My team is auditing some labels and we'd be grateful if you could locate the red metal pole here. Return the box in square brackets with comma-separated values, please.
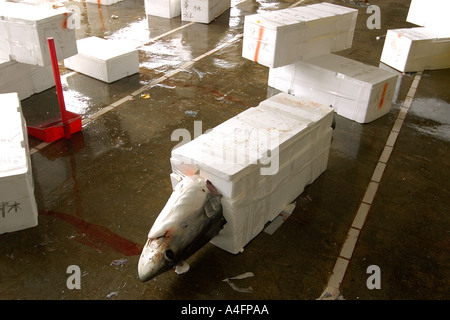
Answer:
[47, 37, 71, 139]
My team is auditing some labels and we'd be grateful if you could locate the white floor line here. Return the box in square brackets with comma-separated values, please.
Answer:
[138, 21, 195, 48]
[319, 72, 423, 300]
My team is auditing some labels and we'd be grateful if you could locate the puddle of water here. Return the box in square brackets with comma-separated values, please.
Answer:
[409, 98, 450, 124]
[410, 124, 450, 142]
[408, 98, 450, 142]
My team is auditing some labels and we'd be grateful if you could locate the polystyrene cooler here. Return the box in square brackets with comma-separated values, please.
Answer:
[181, 0, 231, 24]
[242, 2, 357, 68]
[0, 58, 55, 100]
[0, 2, 77, 66]
[380, 27, 450, 72]
[170, 93, 334, 254]
[64, 36, 139, 83]
[0, 93, 38, 235]
[268, 54, 399, 123]
[407, 0, 450, 31]
[145, 0, 181, 19]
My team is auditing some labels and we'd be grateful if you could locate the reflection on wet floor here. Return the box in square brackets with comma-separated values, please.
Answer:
[21, 0, 249, 138]
[407, 97, 450, 142]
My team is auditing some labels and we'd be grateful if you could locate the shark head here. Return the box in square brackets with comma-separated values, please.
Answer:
[138, 176, 225, 282]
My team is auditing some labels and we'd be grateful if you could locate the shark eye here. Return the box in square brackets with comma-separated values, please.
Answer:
[165, 249, 174, 261]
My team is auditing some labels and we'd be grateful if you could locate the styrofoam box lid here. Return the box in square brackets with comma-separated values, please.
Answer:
[388, 27, 450, 41]
[261, 92, 334, 124]
[244, 5, 335, 31]
[289, 6, 345, 21]
[172, 93, 333, 181]
[0, 2, 70, 25]
[0, 93, 28, 178]
[306, 2, 358, 16]
[305, 54, 399, 86]
[75, 36, 138, 61]
[211, 108, 310, 156]
[245, 2, 357, 34]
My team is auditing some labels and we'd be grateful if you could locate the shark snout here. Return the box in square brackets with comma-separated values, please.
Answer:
[138, 237, 173, 282]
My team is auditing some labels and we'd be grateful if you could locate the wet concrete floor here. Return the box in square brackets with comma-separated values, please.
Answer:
[1, 0, 449, 301]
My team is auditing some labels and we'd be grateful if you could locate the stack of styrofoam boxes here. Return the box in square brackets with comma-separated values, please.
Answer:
[181, 0, 231, 24]
[0, 58, 55, 100]
[0, 2, 77, 99]
[64, 36, 139, 83]
[243, 2, 399, 123]
[0, 93, 38, 234]
[170, 92, 334, 254]
[145, 0, 181, 19]
[268, 54, 399, 124]
[380, 0, 450, 72]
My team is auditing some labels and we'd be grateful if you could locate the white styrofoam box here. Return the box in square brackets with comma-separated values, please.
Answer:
[181, 0, 231, 24]
[242, 2, 358, 68]
[170, 93, 334, 253]
[145, 0, 181, 19]
[0, 59, 34, 100]
[171, 95, 334, 199]
[407, 0, 450, 31]
[64, 36, 139, 83]
[0, 2, 77, 66]
[72, 0, 122, 5]
[0, 93, 38, 234]
[380, 27, 450, 73]
[259, 143, 330, 219]
[259, 91, 335, 134]
[171, 136, 331, 254]
[0, 58, 54, 100]
[268, 54, 399, 123]
[29, 61, 55, 93]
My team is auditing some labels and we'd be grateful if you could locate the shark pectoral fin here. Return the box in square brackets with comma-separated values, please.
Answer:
[204, 200, 214, 218]
[210, 197, 222, 211]
[204, 196, 222, 218]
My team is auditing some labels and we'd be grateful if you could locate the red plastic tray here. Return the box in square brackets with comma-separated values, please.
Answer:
[27, 111, 82, 143]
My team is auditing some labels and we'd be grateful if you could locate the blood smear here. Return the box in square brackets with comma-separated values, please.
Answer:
[40, 211, 142, 256]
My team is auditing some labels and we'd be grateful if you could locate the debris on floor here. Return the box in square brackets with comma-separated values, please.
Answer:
[317, 287, 345, 300]
[263, 202, 296, 235]
[110, 258, 128, 267]
[223, 272, 254, 293]
[185, 110, 198, 117]
[106, 291, 119, 299]
[174, 261, 190, 275]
